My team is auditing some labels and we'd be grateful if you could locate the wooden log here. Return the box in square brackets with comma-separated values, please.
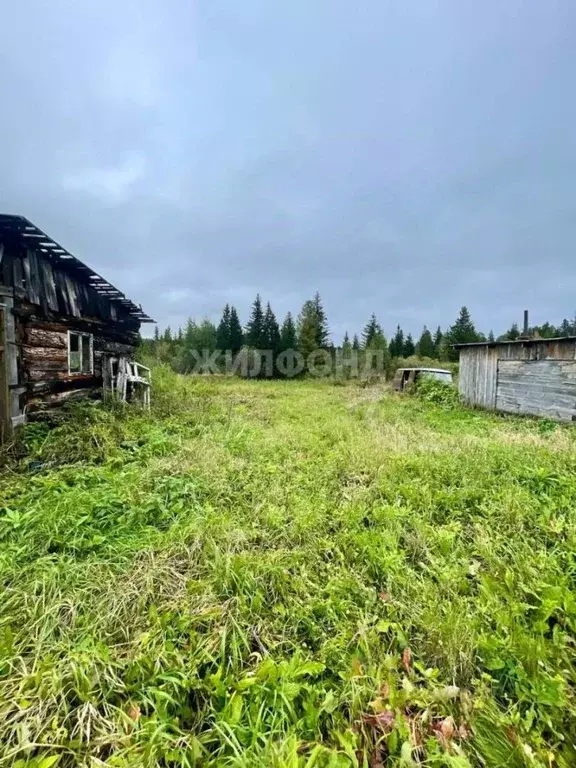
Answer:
[27, 370, 97, 383]
[94, 338, 135, 356]
[26, 327, 68, 348]
[23, 345, 68, 362]
[28, 387, 101, 411]
[28, 376, 101, 395]
[25, 360, 68, 373]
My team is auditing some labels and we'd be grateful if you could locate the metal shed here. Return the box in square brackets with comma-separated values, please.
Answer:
[455, 337, 576, 421]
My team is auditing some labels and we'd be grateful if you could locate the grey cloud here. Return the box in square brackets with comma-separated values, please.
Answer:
[1, 0, 575, 340]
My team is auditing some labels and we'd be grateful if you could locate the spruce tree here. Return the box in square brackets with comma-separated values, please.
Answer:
[196, 319, 217, 352]
[389, 325, 404, 358]
[184, 318, 198, 347]
[342, 331, 351, 353]
[445, 306, 479, 360]
[416, 326, 435, 358]
[216, 304, 231, 351]
[447, 306, 479, 344]
[163, 326, 172, 343]
[433, 326, 443, 356]
[313, 292, 330, 348]
[403, 333, 415, 357]
[246, 294, 266, 349]
[263, 302, 281, 375]
[352, 334, 360, 351]
[505, 322, 520, 341]
[228, 306, 244, 355]
[297, 300, 318, 363]
[364, 325, 390, 373]
[362, 313, 380, 348]
[153, 325, 160, 342]
[280, 312, 297, 351]
[488, 330, 495, 342]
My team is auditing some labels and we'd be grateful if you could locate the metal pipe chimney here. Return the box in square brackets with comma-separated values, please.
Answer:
[523, 310, 529, 336]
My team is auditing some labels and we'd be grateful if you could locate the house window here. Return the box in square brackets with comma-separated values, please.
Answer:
[68, 331, 93, 374]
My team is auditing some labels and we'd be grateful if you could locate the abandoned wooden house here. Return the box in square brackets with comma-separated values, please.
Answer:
[0, 214, 154, 441]
[456, 336, 576, 421]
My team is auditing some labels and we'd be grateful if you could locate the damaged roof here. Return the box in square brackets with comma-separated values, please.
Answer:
[0, 214, 154, 322]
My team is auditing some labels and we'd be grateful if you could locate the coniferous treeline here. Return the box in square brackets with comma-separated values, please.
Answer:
[142, 298, 576, 377]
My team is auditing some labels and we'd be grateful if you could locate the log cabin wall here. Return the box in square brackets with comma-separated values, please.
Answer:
[0, 228, 143, 422]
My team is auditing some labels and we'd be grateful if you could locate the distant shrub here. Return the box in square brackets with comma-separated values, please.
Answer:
[415, 375, 460, 408]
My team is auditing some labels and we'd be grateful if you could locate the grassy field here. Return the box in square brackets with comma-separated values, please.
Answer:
[1, 368, 576, 767]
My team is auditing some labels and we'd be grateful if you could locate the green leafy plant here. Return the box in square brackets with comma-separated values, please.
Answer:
[1, 365, 575, 765]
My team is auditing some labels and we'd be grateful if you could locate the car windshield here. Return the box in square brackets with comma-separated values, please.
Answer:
[421, 370, 452, 383]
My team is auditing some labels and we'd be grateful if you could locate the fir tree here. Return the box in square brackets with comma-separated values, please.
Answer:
[416, 326, 435, 358]
[297, 300, 319, 363]
[488, 330, 495, 342]
[228, 306, 244, 355]
[445, 306, 480, 360]
[364, 325, 390, 373]
[163, 326, 172, 343]
[153, 325, 160, 342]
[246, 294, 266, 349]
[280, 312, 297, 351]
[389, 325, 404, 358]
[216, 304, 231, 351]
[362, 313, 381, 348]
[352, 334, 360, 351]
[403, 333, 415, 357]
[313, 292, 330, 348]
[505, 322, 520, 341]
[184, 318, 198, 347]
[263, 302, 281, 375]
[196, 319, 217, 352]
[342, 331, 351, 353]
[433, 326, 443, 356]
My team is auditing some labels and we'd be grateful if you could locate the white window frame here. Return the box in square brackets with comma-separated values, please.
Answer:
[67, 331, 94, 375]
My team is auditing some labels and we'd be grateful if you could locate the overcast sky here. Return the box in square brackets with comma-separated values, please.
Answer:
[1, 1, 575, 341]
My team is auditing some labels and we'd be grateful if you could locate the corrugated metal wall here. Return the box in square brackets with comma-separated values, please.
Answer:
[459, 340, 576, 420]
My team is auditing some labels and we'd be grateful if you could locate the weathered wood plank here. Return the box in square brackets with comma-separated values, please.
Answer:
[496, 359, 576, 421]
[26, 249, 42, 306]
[40, 259, 59, 312]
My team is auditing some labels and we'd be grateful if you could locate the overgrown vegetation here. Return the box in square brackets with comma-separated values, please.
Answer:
[415, 376, 461, 408]
[1, 367, 576, 766]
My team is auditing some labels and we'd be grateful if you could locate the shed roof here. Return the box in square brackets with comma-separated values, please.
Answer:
[0, 214, 154, 322]
[453, 336, 576, 349]
[397, 367, 451, 373]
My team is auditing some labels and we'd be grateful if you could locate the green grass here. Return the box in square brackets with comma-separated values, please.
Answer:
[1, 366, 576, 767]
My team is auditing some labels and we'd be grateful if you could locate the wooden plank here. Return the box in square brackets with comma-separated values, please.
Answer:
[64, 273, 80, 317]
[26, 249, 42, 306]
[496, 359, 576, 421]
[12, 254, 23, 289]
[40, 259, 59, 312]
